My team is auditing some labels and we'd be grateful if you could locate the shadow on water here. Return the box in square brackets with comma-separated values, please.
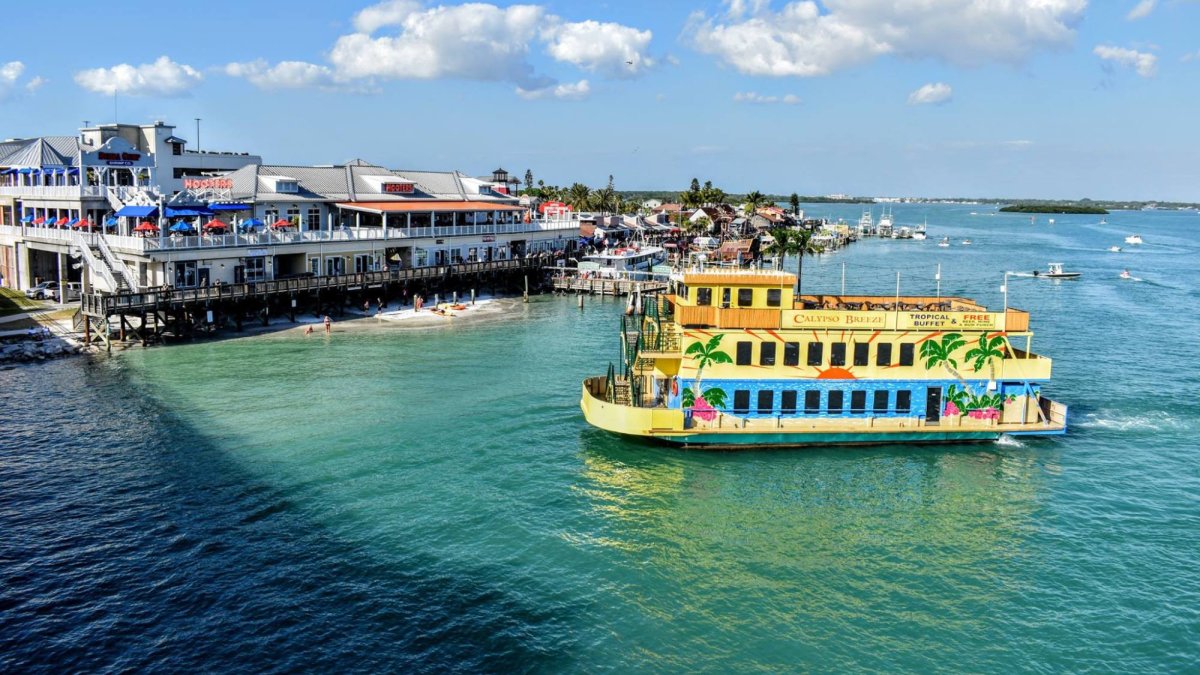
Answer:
[0, 357, 577, 674]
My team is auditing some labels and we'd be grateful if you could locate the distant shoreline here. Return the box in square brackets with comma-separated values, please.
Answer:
[999, 204, 1109, 215]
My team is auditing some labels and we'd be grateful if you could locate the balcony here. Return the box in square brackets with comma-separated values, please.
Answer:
[0, 185, 106, 199]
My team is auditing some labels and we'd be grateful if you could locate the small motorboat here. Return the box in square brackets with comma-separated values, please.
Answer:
[961, 239, 972, 245]
[1108, 246, 1122, 253]
[1120, 269, 1132, 280]
[938, 237, 950, 248]
[1032, 262, 1081, 279]
[1125, 234, 1144, 245]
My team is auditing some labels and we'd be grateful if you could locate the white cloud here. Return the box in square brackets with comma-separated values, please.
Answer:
[74, 56, 202, 96]
[733, 91, 801, 104]
[352, 0, 422, 33]
[24, 76, 45, 93]
[1, 61, 44, 101]
[545, 20, 654, 77]
[516, 79, 590, 100]
[1127, 0, 1157, 20]
[690, 0, 1086, 77]
[224, 59, 343, 90]
[1094, 44, 1158, 77]
[1181, 49, 1200, 63]
[908, 82, 953, 105]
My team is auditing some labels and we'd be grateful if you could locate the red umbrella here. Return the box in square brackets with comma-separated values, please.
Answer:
[271, 218, 292, 229]
[33, 216, 45, 225]
[133, 221, 159, 232]
[204, 219, 228, 232]
[56, 217, 70, 227]
[73, 219, 92, 229]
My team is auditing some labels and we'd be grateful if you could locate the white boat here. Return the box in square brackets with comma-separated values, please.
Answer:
[580, 245, 668, 280]
[1048, 218, 1055, 225]
[961, 239, 972, 246]
[893, 226, 913, 239]
[1120, 269, 1132, 280]
[1100, 218, 1108, 225]
[857, 210, 874, 237]
[938, 237, 950, 248]
[1125, 234, 1144, 245]
[1108, 246, 1122, 253]
[912, 218, 928, 240]
[1032, 262, 1081, 279]
[877, 207, 894, 238]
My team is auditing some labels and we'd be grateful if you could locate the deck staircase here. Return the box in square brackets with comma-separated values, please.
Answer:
[70, 233, 137, 293]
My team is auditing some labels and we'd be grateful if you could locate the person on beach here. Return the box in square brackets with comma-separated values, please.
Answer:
[377, 296, 385, 311]
[304, 325, 314, 335]
[323, 315, 332, 332]
[415, 295, 423, 311]
[362, 299, 370, 313]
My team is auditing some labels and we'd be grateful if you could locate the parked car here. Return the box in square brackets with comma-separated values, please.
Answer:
[63, 282, 83, 302]
[25, 281, 59, 301]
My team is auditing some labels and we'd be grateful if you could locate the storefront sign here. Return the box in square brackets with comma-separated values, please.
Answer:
[98, 151, 140, 162]
[482, 235, 495, 242]
[435, 239, 444, 244]
[786, 310, 887, 329]
[184, 178, 233, 190]
[246, 248, 269, 257]
[382, 182, 415, 194]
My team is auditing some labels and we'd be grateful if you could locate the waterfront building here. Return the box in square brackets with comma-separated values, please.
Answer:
[581, 267, 1067, 447]
[0, 122, 578, 295]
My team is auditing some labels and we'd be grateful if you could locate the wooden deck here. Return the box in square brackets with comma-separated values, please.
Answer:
[551, 275, 669, 297]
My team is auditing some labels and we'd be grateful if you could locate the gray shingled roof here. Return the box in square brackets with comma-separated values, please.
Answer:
[221, 162, 521, 204]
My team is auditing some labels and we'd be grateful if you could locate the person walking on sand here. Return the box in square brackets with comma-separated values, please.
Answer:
[304, 325, 314, 336]
[323, 315, 332, 332]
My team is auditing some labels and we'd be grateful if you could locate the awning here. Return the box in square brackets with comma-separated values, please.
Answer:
[164, 207, 213, 218]
[208, 203, 249, 211]
[115, 205, 159, 218]
[336, 200, 526, 214]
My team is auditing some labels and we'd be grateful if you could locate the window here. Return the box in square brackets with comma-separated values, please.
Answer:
[677, 284, 688, 299]
[733, 390, 751, 415]
[876, 343, 893, 366]
[757, 390, 774, 415]
[784, 342, 800, 366]
[276, 180, 298, 193]
[781, 391, 798, 414]
[896, 390, 912, 414]
[696, 287, 712, 306]
[736, 341, 752, 365]
[853, 343, 869, 366]
[899, 343, 915, 366]
[309, 257, 321, 276]
[760, 342, 776, 366]
[850, 390, 867, 414]
[721, 288, 731, 308]
[243, 256, 267, 282]
[307, 208, 321, 231]
[830, 342, 846, 367]
[172, 143, 182, 156]
[873, 390, 890, 414]
[804, 390, 821, 414]
[828, 390, 844, 415]
[766, 289, 781, 307]
[286, 207, 300, 225]
[737, 288, 754, 306]
[807, 341, 823, 366]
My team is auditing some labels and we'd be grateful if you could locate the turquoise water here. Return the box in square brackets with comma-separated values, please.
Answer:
[2, 204, 1198, 672]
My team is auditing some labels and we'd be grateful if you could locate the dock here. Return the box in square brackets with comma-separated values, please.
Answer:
[551, 274, 669, 297]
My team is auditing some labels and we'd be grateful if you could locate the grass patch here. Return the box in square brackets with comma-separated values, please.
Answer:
[0, 287, 41, 317]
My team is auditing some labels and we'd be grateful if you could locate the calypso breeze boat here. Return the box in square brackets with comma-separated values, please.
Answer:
[580, 267, 1067, 448]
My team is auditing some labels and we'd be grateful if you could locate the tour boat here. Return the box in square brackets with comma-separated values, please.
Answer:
[580, 268, 1068, 448]
[1033, 263, 1081, 279]
[579, 246, 668, 280]
[1124, 234, 1144, 245]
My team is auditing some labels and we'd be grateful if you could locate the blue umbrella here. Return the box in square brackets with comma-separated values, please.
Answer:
[241, 218, 265, 232]
[169, 221, 196, 234]
[21, 214, 34, 223]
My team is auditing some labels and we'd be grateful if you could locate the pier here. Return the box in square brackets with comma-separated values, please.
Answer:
[551, 273, 669, 297]
[76, 257, 547, 348]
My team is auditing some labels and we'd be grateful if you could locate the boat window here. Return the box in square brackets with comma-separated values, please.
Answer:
[853, 343, 869, 366]
[781, 391, 798, 414]
[828, 390, 844, 415]
[695, 287, 712, 306]
[766, 289, 781, 307]
[899, 343, 915, 366]
[876, 343, 893, 367]
[737, 288, 754, 306]
[784, 342, 800, 366]
[873, 390, 889, 414]
[678, 284, 689, 300]
[804, 390, 821, 414]
[850, 390, 867, 414]
[736, 341, 752, 365]
[721, 288, 731, 308]
[757, 390, 774, 415]
[807, 342, 823, 366]
[733, 390, 751, 415]
[759, 342, 776, 366]
[896, 390, 912, 414]
[830, 342, 847, 367]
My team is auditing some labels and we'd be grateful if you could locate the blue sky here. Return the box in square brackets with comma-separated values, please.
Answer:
[1, 1, 1197, 201]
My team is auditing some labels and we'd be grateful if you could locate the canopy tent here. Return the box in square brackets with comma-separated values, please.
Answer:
[203, 219, 228, 232]
[133, 221, 159, 233]
[168, 221, 197, 234]
[164, 206, 213, 218]
[208, 203, 250, 212]
[115, 205, 159, 218]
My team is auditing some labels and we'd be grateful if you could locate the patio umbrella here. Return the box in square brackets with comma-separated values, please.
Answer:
[75, 219, 92, 230]
[271, 219, 292, 230]
[33, 217, 45, 225]
[241, 218, 264, 231]
[55, 217, 70, 227]
[169, 221, 196, 234]
[21, 215, 34, 223]
[204, 219, 228, 233]
[134, 221, 159, 233]
[103, 218, 118, 230]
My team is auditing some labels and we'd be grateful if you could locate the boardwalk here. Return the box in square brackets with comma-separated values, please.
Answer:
[551, 275, 669, 297]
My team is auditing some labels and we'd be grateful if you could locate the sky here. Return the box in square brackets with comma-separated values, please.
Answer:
[1, 0, 1198, 201]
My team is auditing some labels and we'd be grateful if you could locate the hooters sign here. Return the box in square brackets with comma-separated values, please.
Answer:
[184, 178, 233, 190]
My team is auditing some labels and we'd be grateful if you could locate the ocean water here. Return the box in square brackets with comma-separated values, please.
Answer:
[2, 205, 1198, 672]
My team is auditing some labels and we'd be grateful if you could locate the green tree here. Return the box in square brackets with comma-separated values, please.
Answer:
[567, 183, 592, 211]
[920, 333, 967, 371]
[524, 169, 534, 191]
[686, 215, 712, 235]
[743, 190, 766, 214]
[789, 192, 801, 215]
[764, 227, 798, 271]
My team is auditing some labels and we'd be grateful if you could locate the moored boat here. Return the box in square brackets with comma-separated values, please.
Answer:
[580, 267, 1068, 448]
[579, 245, 668, 280]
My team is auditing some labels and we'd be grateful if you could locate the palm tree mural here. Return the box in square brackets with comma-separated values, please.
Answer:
[922, 333, 1010, 418]
[965, 333, 1006, 382]
[920, 332, 966, 371]
[683, 334, 732, 419]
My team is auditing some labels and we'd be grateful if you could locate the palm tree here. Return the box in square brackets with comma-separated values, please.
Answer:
[789, 192, 801, 216]
[743, 190, 766, 215]
[792, 228, 824, 296]
[566, 183, 591, 211]
[685, 215, 712, 236]
[763, 227, 798, 271]
[684, 334, 732, 407]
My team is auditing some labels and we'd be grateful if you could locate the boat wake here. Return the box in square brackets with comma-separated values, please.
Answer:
[994, 434, 1026, 448]
[1076, 410, 1190, 432]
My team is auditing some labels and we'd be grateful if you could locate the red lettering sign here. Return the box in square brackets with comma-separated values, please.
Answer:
[382, 183, 415, 194]
[184, 178, 233, 190]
